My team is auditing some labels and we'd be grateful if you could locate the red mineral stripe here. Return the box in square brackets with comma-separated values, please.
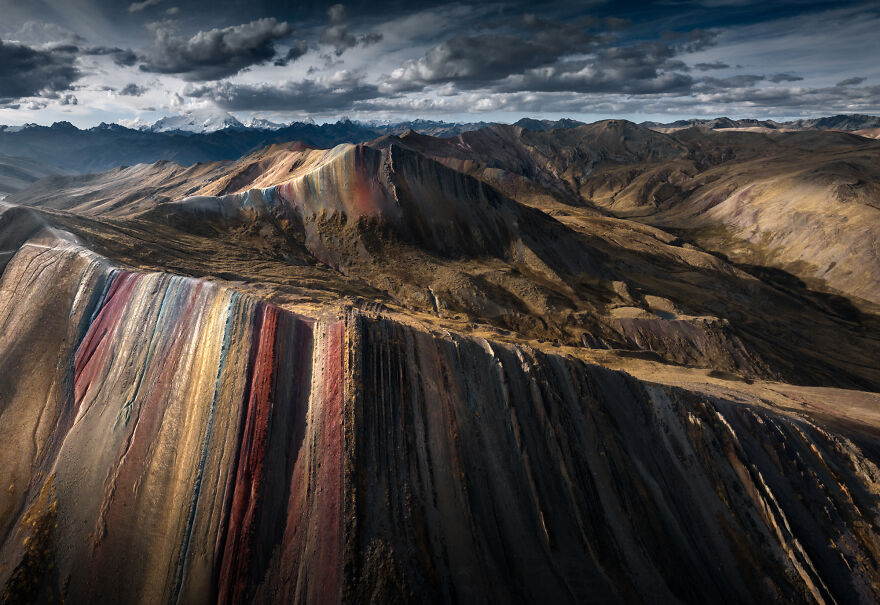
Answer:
[315, 320, 345, 604]
[216, 302, 279, 605]
[73, 272, 141, 408]
[268, 319, 344, 605]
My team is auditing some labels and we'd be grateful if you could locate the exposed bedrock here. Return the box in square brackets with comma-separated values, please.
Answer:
[149, 142, 599, 275]
[130, 154, 783, 384]
[612, 315, 763, 373]
[348, 316, 880, 604]
[0, 237, 343, 604]
[1, 238, 880, 604]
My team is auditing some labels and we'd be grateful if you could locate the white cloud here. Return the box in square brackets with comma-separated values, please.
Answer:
[129, 0, 162, 13]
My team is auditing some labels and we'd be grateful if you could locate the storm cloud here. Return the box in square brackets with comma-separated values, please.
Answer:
[82, 46, 139, 66]
[139, 18, 292, 80]
[119, 83, 147, 96]
[380, 20, 718, 98]
[185, 71, 381, 111]
[382, 16, 609, 92]
[273, 40, 308, 66]
[768, 73, 803, 83]
[487, 41, 701, 95]
[0, 40, 79, 105]
[694, 61, 730, 71]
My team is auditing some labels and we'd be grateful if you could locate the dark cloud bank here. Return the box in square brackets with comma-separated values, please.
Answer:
[138, 18, 293, 80]
[0, 41, 79, 104]
[0, 0, 877, 119]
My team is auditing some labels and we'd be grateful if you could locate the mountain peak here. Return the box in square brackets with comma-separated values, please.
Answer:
[244, 117, 288, 130]
[149, 108, 245, 134]
[50, 121, 78, 131]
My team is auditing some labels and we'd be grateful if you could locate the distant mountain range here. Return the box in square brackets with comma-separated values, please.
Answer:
[1, 112, 878, 173]
[0, 111, 505, 173]
[640, 113, 880, 131]
[135, 107, 498, 136]
[0, 119, 383, 173]
[125, 107, 880, 136]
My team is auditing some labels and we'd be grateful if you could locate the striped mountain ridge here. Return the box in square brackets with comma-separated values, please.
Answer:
[5, 134, 879, 390]
[131, 140, 880, 391]
[150, 142, 578, 264]
[115, 144, 879, 392]
[1, 231, 880, 603]
[11, 124, 880, 310]
[2, 122, 880, 604]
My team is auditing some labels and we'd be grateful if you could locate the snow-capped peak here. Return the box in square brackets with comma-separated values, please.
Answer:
[149, 108, 245, 133]
[244, 117, 288, 130]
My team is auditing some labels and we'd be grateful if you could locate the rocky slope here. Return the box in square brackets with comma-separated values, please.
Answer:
[9, 138, 880, 387]
[2, 124, 880, 603]
[2, 226, 880, 604]
[385, 123, 880, 308]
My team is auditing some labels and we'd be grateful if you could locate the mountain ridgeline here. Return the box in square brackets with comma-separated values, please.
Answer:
[2, 116, 880, 603]
[1, 112, 878, 173]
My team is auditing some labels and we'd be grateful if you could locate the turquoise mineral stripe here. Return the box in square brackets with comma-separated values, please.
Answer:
[86, 267, 120, 325]
[63, 265, 117, 407]
[115, 273, 179, 427]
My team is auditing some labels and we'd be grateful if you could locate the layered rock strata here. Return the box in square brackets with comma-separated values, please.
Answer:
[2, 235, 879, 603]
